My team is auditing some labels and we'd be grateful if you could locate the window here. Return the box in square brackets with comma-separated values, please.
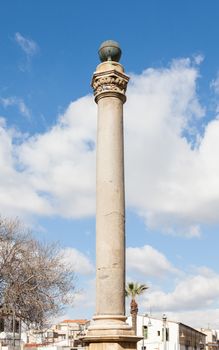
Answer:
[15, 320, 19, 333]
[47, 332, 54, 338]
[0, 319, 4, 332]
[158, 331, 160, 336]
[162, 328, 169, 341]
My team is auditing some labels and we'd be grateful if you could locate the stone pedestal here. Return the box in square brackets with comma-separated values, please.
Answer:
[83, 42, 140, 350]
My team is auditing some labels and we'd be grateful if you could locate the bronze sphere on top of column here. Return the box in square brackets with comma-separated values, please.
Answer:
[98, 40, 122, 62]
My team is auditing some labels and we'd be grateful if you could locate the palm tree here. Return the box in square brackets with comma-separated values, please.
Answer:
[125, 282, 148, 335]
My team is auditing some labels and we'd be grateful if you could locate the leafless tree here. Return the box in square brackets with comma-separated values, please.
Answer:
[0, 216, 76, 329]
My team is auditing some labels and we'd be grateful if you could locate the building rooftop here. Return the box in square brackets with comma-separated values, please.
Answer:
[61, 319, 88, 325]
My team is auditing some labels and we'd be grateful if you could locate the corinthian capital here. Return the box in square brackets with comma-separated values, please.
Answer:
[91, 69, 129, 103]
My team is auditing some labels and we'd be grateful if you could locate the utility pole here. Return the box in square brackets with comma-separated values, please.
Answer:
[163, 314, 167, 350]
[12, 308, 15, 348]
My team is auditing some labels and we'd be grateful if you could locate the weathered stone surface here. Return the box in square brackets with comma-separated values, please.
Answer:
[84, 42, 140, 350]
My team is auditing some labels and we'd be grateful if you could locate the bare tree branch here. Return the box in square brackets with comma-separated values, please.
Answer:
[0, 216, 76, 329]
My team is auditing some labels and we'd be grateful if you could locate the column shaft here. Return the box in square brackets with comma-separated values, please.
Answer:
[96, 96, 125, 316]
[84, 42, 140, 350]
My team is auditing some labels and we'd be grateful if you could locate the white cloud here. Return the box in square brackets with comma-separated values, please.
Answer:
[124, 58, 219, 236]
[211, 72, 219, 95]
[14, 32, 39, 71]
[137, 309, 219, 330]
[0, 96, 30, 118]
[0, 96, 96, 220]
[17, 95, 96, 218]
[0, 57, 219, 237]
[193, 54, 204, 65]
[166, 308, 219, 329]
[125, 245, 219, 329]
[64, 278, 95, 319]
[60, 247, 94, 275]
[143, 269, 219, 313]
[74, 278, 95, 309]
[15, 32, 39, 56]
[0, 120, 51, 219]
[126, 245, 179, 278]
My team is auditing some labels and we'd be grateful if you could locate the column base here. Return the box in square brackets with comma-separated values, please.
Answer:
[83, 315, 141, 350]
[83, 334, 141, 350]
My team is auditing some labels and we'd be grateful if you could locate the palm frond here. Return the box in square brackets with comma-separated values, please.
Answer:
[125, 282, 148, 299]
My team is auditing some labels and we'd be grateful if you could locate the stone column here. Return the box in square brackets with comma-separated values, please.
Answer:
[84, 41, 140, 350]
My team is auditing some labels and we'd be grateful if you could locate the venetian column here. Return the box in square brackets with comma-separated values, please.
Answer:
[84, 41, 140, 350]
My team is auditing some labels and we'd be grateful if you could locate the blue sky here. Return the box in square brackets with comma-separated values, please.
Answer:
[1, 0, 219, 328]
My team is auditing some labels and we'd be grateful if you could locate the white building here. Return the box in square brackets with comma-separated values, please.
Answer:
[48, 319, 89, 347]
[23, 319, 89, 350]
[127, 314, 206, 350]
[199, 328, 219, 350]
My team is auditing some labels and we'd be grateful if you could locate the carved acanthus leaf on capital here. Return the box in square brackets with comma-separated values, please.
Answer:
[91, 70, 129, 102]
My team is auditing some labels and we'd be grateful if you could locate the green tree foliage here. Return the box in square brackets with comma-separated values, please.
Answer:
[125, 282, 148, 334]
